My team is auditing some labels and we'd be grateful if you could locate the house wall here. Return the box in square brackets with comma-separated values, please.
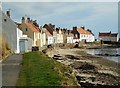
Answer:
[56, 29, 63, 43]
[63, 34, 67, 43]
[39, 32, 46, 47]
[16, 28, 23, 53]
[67, 37, 73, 43]
[79, 34, 94, 42]
[80, 34, 88, 42]
[110, 37, 117, 42]
[99, 36, 111, 41]
[17, 28, 32, 53]
[88, 34, 95, 42]
[21, 23, 41, 47]
[118, 34, 119, 41]
[57, 34, 63, 43]
[34, 32, 40, 46]
[53, 31, 57, 43]
[21, 23, 34, 44]
[26, 38, 32, 52]
[48, 36, 53, 45]
[42, 33, 46, 45]
[2, 12, 17, 53]
[73, 39, 79, 43]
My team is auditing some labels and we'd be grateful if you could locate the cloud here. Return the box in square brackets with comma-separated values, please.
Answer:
[2, 2, 118, 38]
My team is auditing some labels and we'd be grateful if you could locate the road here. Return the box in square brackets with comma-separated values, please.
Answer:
[2, 54, 23, 87]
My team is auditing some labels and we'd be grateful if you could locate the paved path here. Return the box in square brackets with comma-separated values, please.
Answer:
[2, 54, 23, 86]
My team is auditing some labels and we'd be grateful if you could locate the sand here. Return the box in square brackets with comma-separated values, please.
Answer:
[46, 48, 120, 86]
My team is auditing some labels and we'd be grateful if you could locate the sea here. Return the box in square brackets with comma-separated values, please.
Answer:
[86, 48, 120, 63]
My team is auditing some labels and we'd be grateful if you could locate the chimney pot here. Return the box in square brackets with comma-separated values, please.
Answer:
[27, 17, 30, 23]
[81, 26, 85, 29]
[6, 10, 10, 18]
[22, 17, 26, 23]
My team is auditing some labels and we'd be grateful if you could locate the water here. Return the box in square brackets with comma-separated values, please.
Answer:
[86, 48, 120, 63]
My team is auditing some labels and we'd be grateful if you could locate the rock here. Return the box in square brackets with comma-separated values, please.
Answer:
[79, 63, 96, 70]
[65, 55, 79, 60]
[52, 54, 64, 60]
[54, 54, 62, 57]
[42, 49, 47, 54]
[73, 62, 83, 69]
[95, 53, 120, 57]
[76, 76, 82, 81]
[47, 44, 54, 48]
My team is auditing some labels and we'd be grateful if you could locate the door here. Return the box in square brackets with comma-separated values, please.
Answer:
[19, 41, 25, 53]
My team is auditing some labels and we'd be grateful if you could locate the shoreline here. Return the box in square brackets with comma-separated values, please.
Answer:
[45, 47, 120, 87]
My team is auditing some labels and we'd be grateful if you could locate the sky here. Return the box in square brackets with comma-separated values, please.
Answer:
[2, 1, 119, 38]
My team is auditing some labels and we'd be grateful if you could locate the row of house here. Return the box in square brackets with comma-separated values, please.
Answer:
[2, 10, 96, 54]
[99, 32, 119, 43]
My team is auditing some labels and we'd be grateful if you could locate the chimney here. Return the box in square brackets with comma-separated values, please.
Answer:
[81, 26, 85, 30]
[73, 26, 77, 30]
[68, 30, 70, 34]
[22, 17, 25, 23]
[27, 17, 30, 23]
[6, 10, 10, 18]
[52, 25, 55, 29]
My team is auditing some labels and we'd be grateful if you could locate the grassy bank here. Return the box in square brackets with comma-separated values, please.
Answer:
[17, 52, 77, 86]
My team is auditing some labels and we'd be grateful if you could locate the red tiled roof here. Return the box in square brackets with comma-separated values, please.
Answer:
[110, 33, 118, 37]
[25, 22, 39, 32]
[73, 36, 79, 39]
[67, 30, 72, 33]
[43, 24, 55, 35]
[77, 28, 91, 35]
[15, 22, 22, 30]
[66, 33, 73, 37]
[99, 32, 111, 36]
[99, 32, 118, 37]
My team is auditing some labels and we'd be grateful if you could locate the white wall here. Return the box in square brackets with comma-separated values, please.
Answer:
[17, 27, 32, 53]
[80, 34, 94, 42]
[53, 31, 57, 43]
[56, 34, 63, 43]
[88, 34, 95, 42]
[2, 12, 17, 53]
[39, 32, 46, 47]
[33, 32, 40, 46]
[110, 37, 118, 42]
[73, 39, 79, 43]
[16, 28, 23, 53]
[67, 37, 73, 43]
[26, 38, 32, 52]
[99, 35, 119, 42]
[43, 33, 46, 45]
[48, 36, 53, 45]
[99, 36, 111, 41]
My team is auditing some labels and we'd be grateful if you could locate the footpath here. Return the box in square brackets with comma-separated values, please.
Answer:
[2, 54, 23, 86]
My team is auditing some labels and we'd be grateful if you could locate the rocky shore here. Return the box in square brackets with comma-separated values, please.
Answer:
[45, 47, 120, 87]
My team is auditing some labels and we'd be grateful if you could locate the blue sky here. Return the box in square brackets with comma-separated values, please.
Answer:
[2, 2, 118, 38]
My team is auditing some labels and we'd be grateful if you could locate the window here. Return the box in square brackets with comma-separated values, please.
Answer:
[4, 19, 7, 22]
[26, 28, 28, 31]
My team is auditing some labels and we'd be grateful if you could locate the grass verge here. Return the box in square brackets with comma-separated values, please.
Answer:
[17, 51, 77, 86]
